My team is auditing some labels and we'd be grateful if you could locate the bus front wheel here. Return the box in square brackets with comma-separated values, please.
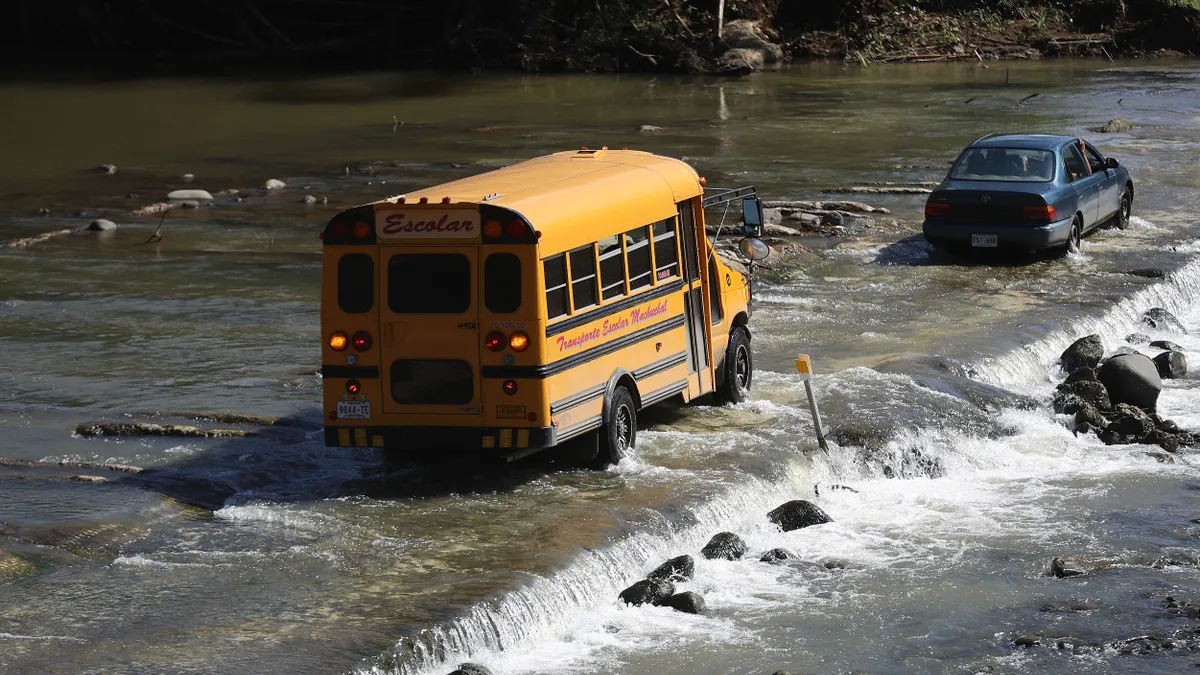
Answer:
[597, 385, 637, 467]
[716, 327, 753, 404]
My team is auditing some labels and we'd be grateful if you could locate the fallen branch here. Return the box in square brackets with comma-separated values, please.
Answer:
[1, 228, 75, 249]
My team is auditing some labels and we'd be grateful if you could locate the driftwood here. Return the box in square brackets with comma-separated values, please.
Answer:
[1, 228, 75, 249]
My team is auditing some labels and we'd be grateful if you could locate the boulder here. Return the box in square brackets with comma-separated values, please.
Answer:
[1050, 556, 1120, 578]
[648, 554, 694, 582]
[1053, 379, 1111, 414]
[86, 219, 117, 231]
[821, 212, 845, 228]
[722, 20, 784, 63]
[167, 189, 214, 201]
[701, 532, 747, 560]
[263, 178, 287, 190]
[760, 548, 795, 564]
[1097, 353, 1162, 411]
[448, 664, 493, 675]
[1150, 340, 1183, 352]
[1153, 350, 1187, 379]
[1126, 333, 1151, 345]
[1059, 335, 1104, 373]
[664, 591, 706, 614]
[618, 578, 675, 607]
[767, 500, 833, 532]
[1141, 307, 1187, 334]
[1097, 117, 1133, 133]
[1105, 346, 1139, 360]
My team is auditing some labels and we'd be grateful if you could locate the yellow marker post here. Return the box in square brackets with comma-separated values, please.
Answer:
[796, 353, 830, 452]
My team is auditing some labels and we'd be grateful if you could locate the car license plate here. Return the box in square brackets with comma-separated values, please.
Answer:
[971, 234, 998, 247]
[336, 400, 371, 419]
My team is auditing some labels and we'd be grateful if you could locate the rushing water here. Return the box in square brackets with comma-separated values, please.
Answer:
[2, 60, 1199, 674]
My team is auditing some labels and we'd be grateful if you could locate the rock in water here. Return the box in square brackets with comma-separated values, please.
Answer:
[1050, 556, 1119, 578]
[97, 163, 117, 174]
[87, 219, 117, 231]
[760, 548, 795, 564]
[448, 664, 493, 675]
[1150, 340, 1183, 352]
[1097, 117, 1133, 133]
[648, 554, 694, 582]
[1063, 367, 1097, 385]
[1060, 335, 1104, 373]
[618, 578, 674, 607]
[701, 532, 747, 560]
[166, 189, 214, 201]
[665, 591, 706, 614]
[1153, 350, 1187, 379]
[263, 178, 287, 190]
[1097, 353, 1162, 411]
[1053, 379, 1111, 414]
[1105, 403, 1155, 442]
[301, 194, 318, 205]
[767, 500, 833, 532]
[1126, 333, 1151, 345]
[638, 124, 665, 132]
[1142, 307, 1187, 334]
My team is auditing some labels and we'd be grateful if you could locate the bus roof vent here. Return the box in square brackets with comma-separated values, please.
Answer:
[573, 147, 607, 160]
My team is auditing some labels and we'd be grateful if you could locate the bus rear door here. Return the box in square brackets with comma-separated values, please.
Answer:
[377, 246, 483, 418]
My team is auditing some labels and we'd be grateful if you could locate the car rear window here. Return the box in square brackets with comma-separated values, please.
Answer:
[950, 148, 1055, 182]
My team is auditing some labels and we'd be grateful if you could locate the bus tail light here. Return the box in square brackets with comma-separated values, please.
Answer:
[502, 380, 518, 395]
[505, 220, 525, 238]
[346, 379, 361, 395]
[352, 221, 371, 239]
[352, 331, 373, 351]
[1022, 205, 1057, 222]
[329, 332, 348, 351]
[509, 332, 529, 352]
[484, 220, 503, 238]
[485, 332, 506, 352]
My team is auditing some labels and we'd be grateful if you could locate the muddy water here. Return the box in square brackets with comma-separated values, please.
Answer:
[1, 60, 1199, 674]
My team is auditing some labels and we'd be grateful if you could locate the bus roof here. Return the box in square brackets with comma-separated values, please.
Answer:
[384, 149, 703, 253]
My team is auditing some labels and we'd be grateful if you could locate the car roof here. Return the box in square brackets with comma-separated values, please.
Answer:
[969, 133, 1075, 150]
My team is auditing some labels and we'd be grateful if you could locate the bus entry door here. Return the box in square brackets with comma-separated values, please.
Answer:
[377, 247, 483, 416]
[678, 202, 712, 396]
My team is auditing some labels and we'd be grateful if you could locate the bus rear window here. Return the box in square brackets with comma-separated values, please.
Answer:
[338, 254, 374, 314]
[390, 359, 473, 404]
[484, 254, 521, 313]
[388, 254, 470, 313]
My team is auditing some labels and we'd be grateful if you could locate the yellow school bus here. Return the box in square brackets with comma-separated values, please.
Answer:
[320, 148, 764, 465]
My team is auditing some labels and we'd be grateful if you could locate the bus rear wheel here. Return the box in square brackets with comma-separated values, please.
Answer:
[596, 385, 636, 467]
[716, 327, 753, 404]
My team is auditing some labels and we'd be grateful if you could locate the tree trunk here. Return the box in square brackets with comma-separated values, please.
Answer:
[717, 0, 725, 38]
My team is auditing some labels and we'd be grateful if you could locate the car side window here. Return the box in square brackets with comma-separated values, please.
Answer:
[1083, 143, 1107, 174]
[1063, 144, 1089, 182]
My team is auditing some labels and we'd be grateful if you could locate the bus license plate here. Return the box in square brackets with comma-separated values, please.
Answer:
[337, 400, 371, 419]
[496, 405, 526, 419]
[972, 234, 998, 247]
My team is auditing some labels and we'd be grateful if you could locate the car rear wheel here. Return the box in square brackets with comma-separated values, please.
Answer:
[1066, 216, 1083, 254]
[1115, 189, 1132, 230]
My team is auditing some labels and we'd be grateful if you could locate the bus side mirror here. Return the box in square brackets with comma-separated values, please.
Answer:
[1106, 157, 1119, 169]
[742, 197, 764, 237]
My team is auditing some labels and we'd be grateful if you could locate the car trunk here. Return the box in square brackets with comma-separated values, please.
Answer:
[928, 180, 1048, 221]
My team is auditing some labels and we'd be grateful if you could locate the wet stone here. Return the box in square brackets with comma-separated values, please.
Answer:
[648, 554, 694, 582]
[1051, 556, 1119, 578]
[638, 124, 665, 132]
[1142, 307, 1187, 334]
[1013, 634, 1042, 647]
[760, 548, 796, 564]
[167, 189, 213, 201]
[448, 664, 493, 675]
[665, 591, 706, 614]
[263, 178, 287, 190]
[1060, 335, 1104, 373]
[618, 578, 674, 607]
[301, 194, 318, 205]
[1041, 601, 1097, 613]
[1098, 353, 1161, 412]
[97, 163, 117, 174]
[1097, 117, 1133, 133]
[87, 219, 117, 231]
[701, 532, 747, 560]
[1154, 350, 1187, 379]
[1151, 340, 1184, 352]
[1127, 333, 1152, 345]
[768, 500, 833, 532]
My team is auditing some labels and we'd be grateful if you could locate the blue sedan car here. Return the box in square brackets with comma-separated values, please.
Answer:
[922, 133, 1134, 255]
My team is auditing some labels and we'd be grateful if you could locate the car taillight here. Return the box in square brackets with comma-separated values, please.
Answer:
[925, 202, 950, 217]
[509, 331, 529, 352]
[352, 331, 372, 351]
[329, 332, 348, 351]
[1022, 205, 1057, 221]
[502, 380, 518, 395]
[485, 331, 506, 352]
[346, 379, 361, 395]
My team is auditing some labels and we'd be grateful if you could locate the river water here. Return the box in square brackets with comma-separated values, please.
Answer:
[1, 60, 1199, 674]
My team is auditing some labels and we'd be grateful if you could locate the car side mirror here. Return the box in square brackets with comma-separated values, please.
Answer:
[1106, 157, 1119, 169]
[742, 197, 764, 237]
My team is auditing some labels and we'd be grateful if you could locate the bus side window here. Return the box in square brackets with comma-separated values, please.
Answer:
[625, 226, 653, 291]
[338, 253, 374, 313]
[544, 254, 570, 320]
[569, 244, 598, 311]
[652, 219, 679, 281]
[484, 253, 521, 313]
[598, 234, 627, 301]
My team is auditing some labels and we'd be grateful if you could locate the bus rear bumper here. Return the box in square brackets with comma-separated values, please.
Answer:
[325, 425, 556, 452]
